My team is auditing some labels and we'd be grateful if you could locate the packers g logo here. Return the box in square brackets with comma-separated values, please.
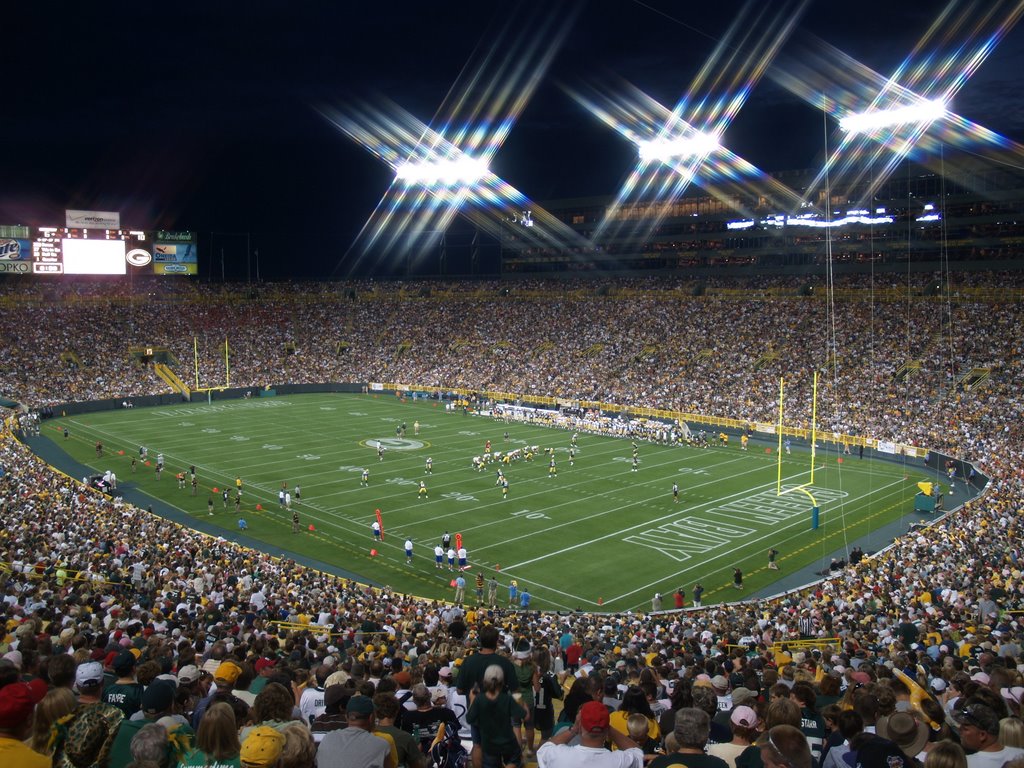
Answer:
[126, 248, 153, 267]
[363, 438, 427, 451]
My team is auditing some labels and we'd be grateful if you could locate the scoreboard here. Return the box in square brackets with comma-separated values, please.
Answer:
[0, 226, 198, 276]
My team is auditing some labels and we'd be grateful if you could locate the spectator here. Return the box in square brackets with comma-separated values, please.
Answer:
[466, 664, 525, 768]
[108, 680, 193, 768]
[311, 685, 351, 744]
[923, 741, 968, 768]
[759, 725, 812, 768]
[649, 707, 728, 768]
[28, 687, 78, 759]
[372, 692, 425, 768]
[178, 701, 242, 768]
[400, 684, 459, 756]
[709, 705, 760, 767]
[877, 712, 931, 765]
[820, 710, 863, 768]
[127, 722, 170, 768]
[1001, 717, 1024, 749]
[241, 683, 299, 741]
[193, 661, 250, 730]
[104, 648, 144, 718]
[954, 699, 1024, 767]
[241, 725, 286, 768]
[316, 695, 394, 768]
[0, 679, 49, 767]
[536, 700, 643, 768]
[610, 686, 661, 746]
[63, 660, 125, 768]
[279, 722, 316, 768]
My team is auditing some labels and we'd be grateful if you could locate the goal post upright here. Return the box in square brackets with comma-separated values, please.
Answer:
[777, 371, 822, 529]
[776, 376, 785, 496]
[810, 369, 818, 484]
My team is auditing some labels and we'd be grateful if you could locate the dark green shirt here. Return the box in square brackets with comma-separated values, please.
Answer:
[456, 651, 520, 697]
[102, 681, 144, 718]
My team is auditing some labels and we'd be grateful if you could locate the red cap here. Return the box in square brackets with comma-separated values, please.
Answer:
[580, 701, 609, 732]
[254, 658, 277, 673]
[0, 679, 47, 728]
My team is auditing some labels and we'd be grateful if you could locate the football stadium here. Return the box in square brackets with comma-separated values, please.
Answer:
[3, 2, 1024, 767]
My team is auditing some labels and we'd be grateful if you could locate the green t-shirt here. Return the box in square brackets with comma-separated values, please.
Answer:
[456, 651, 520, 697]
[467, 691, 526, 755]
[102, 681, 144, 718]
[177, 747, 242, 768]
[515, 661, 535, 709]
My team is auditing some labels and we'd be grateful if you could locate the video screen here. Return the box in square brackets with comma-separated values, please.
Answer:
[61, 238, 127, 275]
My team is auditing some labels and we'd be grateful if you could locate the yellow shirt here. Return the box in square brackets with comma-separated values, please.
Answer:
[373, 729, 398, 767]
[609, 711, 659, 744]
[0, 737, 50, 768]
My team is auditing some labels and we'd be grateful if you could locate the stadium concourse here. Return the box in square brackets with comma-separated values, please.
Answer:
[0, 273, 1022, 766]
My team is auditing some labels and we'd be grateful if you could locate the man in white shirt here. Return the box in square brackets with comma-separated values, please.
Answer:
[537, 700, 643, 768]
[299, 665, 329, 725]
[955, 699, 1024, 767]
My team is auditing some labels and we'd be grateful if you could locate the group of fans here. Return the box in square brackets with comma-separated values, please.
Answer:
[0, 272, 1022, 767]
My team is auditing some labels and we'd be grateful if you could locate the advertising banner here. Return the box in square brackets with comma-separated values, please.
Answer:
[65, 210, 121, 228]
[153, 242, 199, 274]
[0, 239, 33, 274]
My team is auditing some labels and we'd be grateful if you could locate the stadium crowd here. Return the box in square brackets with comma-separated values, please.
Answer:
[1, 273, 1022, 458]
[0, 272, 1023, 767]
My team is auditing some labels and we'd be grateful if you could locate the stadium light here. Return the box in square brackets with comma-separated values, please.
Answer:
[839, 98, 947, 134]
[566, 1, 811, 244]
[637, 132, 720, 163]
[395, 156, 489, 187]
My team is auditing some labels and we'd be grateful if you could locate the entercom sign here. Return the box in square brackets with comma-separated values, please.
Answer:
[0, 239, 31, 273]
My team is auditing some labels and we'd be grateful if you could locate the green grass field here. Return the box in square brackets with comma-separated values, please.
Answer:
[43, 393, 931, 612]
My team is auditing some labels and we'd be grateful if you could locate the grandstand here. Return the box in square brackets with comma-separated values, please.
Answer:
[0, 250, 1022, 768]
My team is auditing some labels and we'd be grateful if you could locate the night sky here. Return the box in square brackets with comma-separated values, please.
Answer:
[3, 1, 1024, 279]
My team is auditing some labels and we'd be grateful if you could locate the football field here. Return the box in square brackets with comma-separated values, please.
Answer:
[43, 393, 932, 612]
